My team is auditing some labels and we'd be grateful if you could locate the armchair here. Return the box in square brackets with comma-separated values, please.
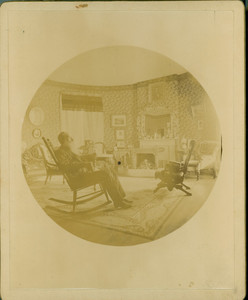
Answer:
[22, 143, 44, 175]
[197, 140, 221, 178]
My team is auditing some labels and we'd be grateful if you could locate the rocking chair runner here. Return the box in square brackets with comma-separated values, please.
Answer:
[42, 137, 111, 212]
[154, 140, 196, 196]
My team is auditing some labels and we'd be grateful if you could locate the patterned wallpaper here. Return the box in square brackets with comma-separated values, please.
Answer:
[21, 72, 220, 152]
[22, 84, 61, 148]
[102, 88, 136, 150]
[22, 81, 138, 150]
[178, 74, 220, 142]
[136, 78, 180, 141]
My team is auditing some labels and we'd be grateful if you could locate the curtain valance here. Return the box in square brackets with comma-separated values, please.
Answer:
[62, 94, 103, 112]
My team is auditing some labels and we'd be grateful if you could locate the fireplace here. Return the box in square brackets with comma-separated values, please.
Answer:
[136, 153, 155, 169]
[130, 139, 176, 169]
[131, 148, 160, 169]
[132, 106, 178, 169]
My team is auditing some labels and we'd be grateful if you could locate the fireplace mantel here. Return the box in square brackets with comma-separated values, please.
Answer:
[128, 138, 177, 169]
[140, 138, 176, 162]
[139, 138, 175, 148]
[137, 106, 179, 140]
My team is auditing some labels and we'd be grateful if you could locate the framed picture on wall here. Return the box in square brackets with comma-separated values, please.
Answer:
[29, 107, 44, 126]
[116, 129, 125, 140]
[32, 128, 42, 139]
[111, 114, 126, 127]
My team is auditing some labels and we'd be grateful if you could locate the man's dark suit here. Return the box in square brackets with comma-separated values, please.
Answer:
[55, 146, 126, 206]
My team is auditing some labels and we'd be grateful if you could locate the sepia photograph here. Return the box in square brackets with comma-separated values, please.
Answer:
[0, 2, 245, 299]
[21, 46, 222, 246]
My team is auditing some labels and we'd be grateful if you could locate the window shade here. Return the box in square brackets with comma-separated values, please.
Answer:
[62, 94, 103, 112]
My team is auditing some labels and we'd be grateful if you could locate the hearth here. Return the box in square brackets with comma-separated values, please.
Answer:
[137, 153, 155, 169]
[131, 148, 159, 169]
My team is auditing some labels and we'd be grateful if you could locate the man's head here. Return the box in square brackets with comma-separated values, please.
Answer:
[58, 132, 73, 149]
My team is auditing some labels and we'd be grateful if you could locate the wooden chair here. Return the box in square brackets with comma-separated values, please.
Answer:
[154, 140, 196, 196]
[177, 144, 200, 181]
[42, 137, 111, 212]
[39, 144, 65, 184]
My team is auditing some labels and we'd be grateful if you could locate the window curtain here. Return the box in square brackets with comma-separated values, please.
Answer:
[61, 110, 104, 148]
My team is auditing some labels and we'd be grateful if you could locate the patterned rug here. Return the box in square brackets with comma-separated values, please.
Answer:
[28, 174, 213, 242]
[39, 185, 184, 241]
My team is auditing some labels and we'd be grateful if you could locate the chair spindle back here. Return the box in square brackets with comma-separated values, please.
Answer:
[182, 140, 196, 174]
[42, 137, 71, 188]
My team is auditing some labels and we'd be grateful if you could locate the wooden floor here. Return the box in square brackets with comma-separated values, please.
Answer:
[27, 171, 216, 246]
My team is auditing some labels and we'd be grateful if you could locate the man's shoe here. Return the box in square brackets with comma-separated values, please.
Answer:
[123, 198, 133, 204]
[114, 201, 132, 209]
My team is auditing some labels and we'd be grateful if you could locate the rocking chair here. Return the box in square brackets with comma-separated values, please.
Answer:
[39, 144, 65, 185]
[154, 140, 196, 196]
[42, 137, 111, 212]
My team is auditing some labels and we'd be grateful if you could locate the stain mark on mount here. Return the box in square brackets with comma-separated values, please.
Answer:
[75, 4, 88, 9]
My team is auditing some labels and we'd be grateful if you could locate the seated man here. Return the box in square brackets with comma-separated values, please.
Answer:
[55, 132, 131, 209]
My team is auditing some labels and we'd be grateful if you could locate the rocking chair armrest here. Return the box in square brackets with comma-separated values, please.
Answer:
[46, 162, 57, 168]
[85, 162, 94, 172]
[76, 161, 95, 172]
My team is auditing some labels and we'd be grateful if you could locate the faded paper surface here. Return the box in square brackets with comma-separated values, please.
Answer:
[0, 1, 245, 300]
